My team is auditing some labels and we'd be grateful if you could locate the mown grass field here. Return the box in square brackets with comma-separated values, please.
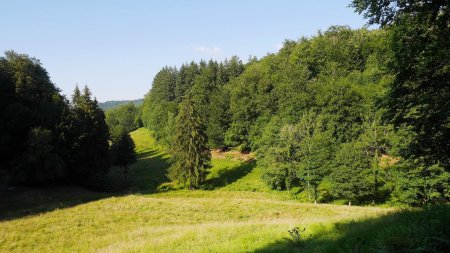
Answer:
[1, 128, 448, 253]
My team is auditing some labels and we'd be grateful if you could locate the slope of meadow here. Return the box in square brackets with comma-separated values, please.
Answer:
[1, 128, 448, 253]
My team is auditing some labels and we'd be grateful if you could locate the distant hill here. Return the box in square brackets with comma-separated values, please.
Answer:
[99, 98, 144, 111]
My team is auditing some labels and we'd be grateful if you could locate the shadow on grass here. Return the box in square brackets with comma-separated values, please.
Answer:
[202, 159, 256, 190]
[106, 148, 170, 194]
[0, 148, 170, 221]
[254, 205, 450, 253]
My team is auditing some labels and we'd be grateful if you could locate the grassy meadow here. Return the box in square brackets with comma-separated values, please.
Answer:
[1, 128, 448, 253]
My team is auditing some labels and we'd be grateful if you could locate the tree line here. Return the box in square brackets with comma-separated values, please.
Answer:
[1, 0, 447, 206]
[142, 0, 449, 205]
[99, 98, 143, 111]
[0, 52, 136, 188]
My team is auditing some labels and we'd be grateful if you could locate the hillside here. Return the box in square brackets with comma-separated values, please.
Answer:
[1, 128, 448, 253]
[99, 98, 144, 111]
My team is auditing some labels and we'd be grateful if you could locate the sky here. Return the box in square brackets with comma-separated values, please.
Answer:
[0, 0, 368, 102]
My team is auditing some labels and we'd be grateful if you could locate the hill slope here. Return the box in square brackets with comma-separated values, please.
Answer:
[1, 128, 448, 253]
[99, 98, 143, 111]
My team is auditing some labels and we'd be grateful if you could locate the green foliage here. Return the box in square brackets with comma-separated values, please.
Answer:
[0, 51, 114, 187]
[389, 161, 450, 206]
[69, 86, 111, 185]
[138, 23, 448, 205]
[142, 58, 244, 150]
[330, 141, 374, 204]
[2, 127, 449, 252]
[168, 96, 211, 189]
[0, 51, 69, 184]
[258, 117, 288, 190]
[105, 102, 141, 133]
[141, 67, 178, 148]
[207, 85, 232, 148]
[14, 127, 66, 184]
[134, 4, 448, 206]
[352, 0, 450, 205]
[242, 27, 394, 204]
[175, 62, 200, 102]
[98, 98, 143, 111]
[110, 127, 137, 177]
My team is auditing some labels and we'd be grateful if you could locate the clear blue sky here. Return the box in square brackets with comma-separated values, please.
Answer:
[0, 0, 368, 102]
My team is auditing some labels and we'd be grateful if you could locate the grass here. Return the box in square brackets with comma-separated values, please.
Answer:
[106, 128, 170, 193]
[0, 128, 448, 253]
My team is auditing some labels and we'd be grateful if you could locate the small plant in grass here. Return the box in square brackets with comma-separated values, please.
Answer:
[288, 226, 309, 246]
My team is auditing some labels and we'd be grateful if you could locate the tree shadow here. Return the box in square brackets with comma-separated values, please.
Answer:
[202, 159, 256, 190]
[106, 148, 170, 194]
[254, 205, 450, 253]
[0, 148, 171, 221]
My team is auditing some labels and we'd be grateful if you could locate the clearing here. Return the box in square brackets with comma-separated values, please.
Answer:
[1, 128, 448, 253]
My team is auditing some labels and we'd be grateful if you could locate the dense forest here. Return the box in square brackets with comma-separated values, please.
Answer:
[141, 0, 449, 205]
[0, 52, 136, 188]
[1, 0, 448, 207]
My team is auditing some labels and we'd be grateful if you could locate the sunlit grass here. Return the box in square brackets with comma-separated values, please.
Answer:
[1, 128, 447, 253]
[0, 190, 393, 253]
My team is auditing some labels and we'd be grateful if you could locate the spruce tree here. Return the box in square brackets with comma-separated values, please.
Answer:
[168, 95, 211, 189]
[69, 86, 110, 185]
[110, 126, 136, 178]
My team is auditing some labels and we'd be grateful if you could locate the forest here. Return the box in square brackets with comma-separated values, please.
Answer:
[139, 0, 449, 205]
[0, 52, 136, 188]
[0, 1, 449, 252]
[1, 0, 448, 205]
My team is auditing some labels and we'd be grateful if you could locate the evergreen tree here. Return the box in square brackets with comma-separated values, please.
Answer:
[168, 95, 211, 189]
[110, 127, 136, 178]
[190, 60, 219, 122]
[207, 85, 232, 149]
[175, 62, 199, 102]
[69, 86, 110, 186]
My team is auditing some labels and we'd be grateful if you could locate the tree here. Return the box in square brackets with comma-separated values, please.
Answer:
[168, 95, 211, 189]
[69, 86, 110, 186]
[175, 62, 199, 102]
[352, 0, 450, 204]
[207, 85, 232, 149]
[14, 127, 65, 184]
[141, 67, 178, 147]
[350, 0, 448, 27]
[110, 127, 136, 178]
[330, 141, 374, 205]
[258, 116, 290, 190]
[0, 56, 16, 175]
[259, 112, 335, 202]
[190, 60, 219, 123]
[296, 128, 335, 203]
[0, 51, 69, 185]
[105, 102, 140, 133]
